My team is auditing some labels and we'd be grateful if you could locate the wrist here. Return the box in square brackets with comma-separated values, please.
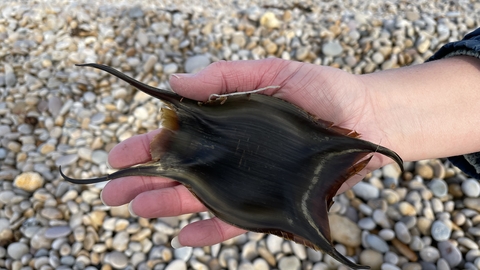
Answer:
[360, 56, 480, 162]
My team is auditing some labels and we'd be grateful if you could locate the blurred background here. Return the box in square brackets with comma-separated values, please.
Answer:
[1, 1, 480, 269]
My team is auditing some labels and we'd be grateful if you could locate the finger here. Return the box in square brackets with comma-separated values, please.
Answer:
[129, 185, 208, 218]
[107, 129, 162, 169]
[101, 175, 178, 206]
[176, 217, 246, 247]
[169, 58, 301, 100]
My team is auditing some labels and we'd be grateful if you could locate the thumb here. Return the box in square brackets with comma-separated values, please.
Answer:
[169, 58, 298, 101]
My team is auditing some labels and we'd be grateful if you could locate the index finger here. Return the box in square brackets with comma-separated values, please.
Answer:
[107, 129, 162, 169]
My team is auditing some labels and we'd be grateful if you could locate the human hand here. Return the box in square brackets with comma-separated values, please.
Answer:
[101, 58, 398, 248]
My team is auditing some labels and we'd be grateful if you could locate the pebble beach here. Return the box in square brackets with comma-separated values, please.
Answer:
[1, 0, 480, 269]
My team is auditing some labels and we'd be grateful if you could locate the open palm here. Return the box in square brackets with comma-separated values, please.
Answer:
[101, 58, 396, 247]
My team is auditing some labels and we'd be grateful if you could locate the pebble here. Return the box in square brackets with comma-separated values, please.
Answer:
[105, 251, 128, 269]
[419, 246, 440, 262]
[7, 242, 29, 260]
[0, 2, 478, 270]
[461, 179, 480, 197]
[44, 226, 72, 239]
[431, 220, 452, 241]
[322, 41, 343, 56]
[14, 172, 44, 192]
[278, 256, 301, 270]
[329, 214, 361, 247]
[352, 182, 380, 201]
[165, 259, 187, 270]
[184, 55, 210, 73]
[366, 234, 389, 253]
[428, 179, 448, 197]
[438, 241, 462, 268]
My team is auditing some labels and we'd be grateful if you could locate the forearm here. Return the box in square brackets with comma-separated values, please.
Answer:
[361, 56, 480, 162]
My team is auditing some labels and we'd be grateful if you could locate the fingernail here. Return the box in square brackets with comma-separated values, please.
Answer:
[100, 190, 108, 206]
[128, 201, 138, 218]
[171, 236, 184, 249]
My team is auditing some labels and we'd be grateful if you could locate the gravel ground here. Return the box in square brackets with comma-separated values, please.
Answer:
[1, 0, 480, 269]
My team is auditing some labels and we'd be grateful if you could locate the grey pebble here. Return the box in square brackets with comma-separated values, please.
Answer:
[358, 218, 376, 230]
[461, 179, 480, 197]
[366, 234, 389, 253]
[431, 220, 451, 241]
[48, 96, 62, 116]
[7, 242, 29, 260]
[163, 63, 179, 74]
[381, 263, 401, 270]
[44, 226, 72, 239]
[394, 222, 411, 244]
[55, 154, 79, 167]
[90, 112, 106, 125]
[105, 251, 128, 269]
[4, 64, 17, 87]
[83, 92, 96, 103]
[428, 179, 448, 197]
[184, 55, 211, 73]
[420, 246, 440, 262]
[322, 41, 343, 56]
[438, 240, 462, 268]
[307, 248, 323, 262]
[352, 182, 380, 200]
[91, 150, 108, 165]
[378, 229, 395, 241]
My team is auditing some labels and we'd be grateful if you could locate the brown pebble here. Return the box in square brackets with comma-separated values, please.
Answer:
[448, 184, 463, 198]
[391, 238, 418, 261]
[415, 162, 434, 179]
[258, 246, 276, 266]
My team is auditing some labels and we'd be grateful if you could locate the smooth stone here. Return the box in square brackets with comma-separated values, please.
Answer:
[174, 246, 192, 261]
[381, 263, 400, 270]
[83, 92, 96, 103]
[278, 256, 300, 270]
[241, 241, 258, 261]
[185, 55, 210, 73]
[358, 218, 376, 230]
[90, 112, 105, 125]
[91, 150, 108, 165]
[290, 242, 307, 260]
[48, 96, 62, 116]
[366, 234, 389, 253]
[431, 220, 451, 241]
[438, 241, 462, 268]
[266, 234, 283, 254]
[419, 246, 440, 262]
[259, 11, 281, 29]
[4, 64, 17, 86]
[394, 222, 411, 244]
[461, 179, 480, 197]
[428, 179, 448, 197]
[44, 226, 72, 239]
[373, 209, 391, 229]
[329, 214, 361, 247]
[112, 231, 129, 251]
[143, 55, 158, 73]
[322, 41, 343, 56]
[105, 251, 128, 269]
[307, 248, 323, 262]
[163, 63, 178, 74]
[55, 154, 79, 167]
[165, 259, 187, 270]
[352, 182, 380, 200]
[378, 229, 395, 241]
[359, 249, 383, 269]
[398, 202, 417, 216]
[7, 242, 29, 260]
[133, 107, 149, 120]
[372, 52, 385, 64]
[14, 172, 44, 192]
[464, 198, 480, 211]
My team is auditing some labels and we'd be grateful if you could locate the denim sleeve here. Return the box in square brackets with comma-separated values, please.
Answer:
[426, 28, 480, 179]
